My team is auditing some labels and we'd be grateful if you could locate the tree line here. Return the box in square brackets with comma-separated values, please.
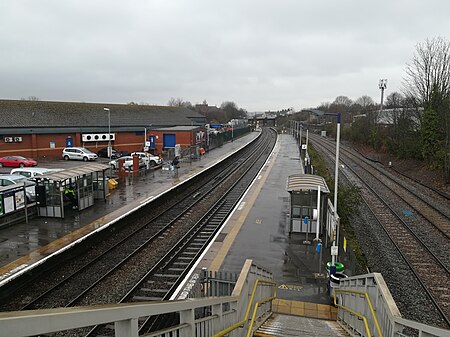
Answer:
[291, 37, 450, 182]
[167, 98, 248, 124]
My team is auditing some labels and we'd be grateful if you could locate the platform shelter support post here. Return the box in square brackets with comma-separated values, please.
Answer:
[315, 185, 321, 241]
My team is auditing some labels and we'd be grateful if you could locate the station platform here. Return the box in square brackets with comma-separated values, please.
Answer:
[0, 133, 259, 283]
[0, 132, 332, 307]
[198, 133, 332, 304]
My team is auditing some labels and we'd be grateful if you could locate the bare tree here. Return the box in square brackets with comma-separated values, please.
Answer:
[404, 37, 450, 179]
[404, 37, 450, 110]
[168, 97, 193, 108]
[355, 95, 375, 111]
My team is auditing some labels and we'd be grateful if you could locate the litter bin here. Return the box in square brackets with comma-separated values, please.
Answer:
[329, 272, 348, 298]
[326, 262, 345, 273]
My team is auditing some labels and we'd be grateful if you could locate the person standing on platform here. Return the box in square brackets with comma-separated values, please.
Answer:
[64, 185, 78, 209]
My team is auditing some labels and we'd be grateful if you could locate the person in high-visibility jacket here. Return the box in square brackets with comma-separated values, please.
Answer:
[64, 185, 78, 209]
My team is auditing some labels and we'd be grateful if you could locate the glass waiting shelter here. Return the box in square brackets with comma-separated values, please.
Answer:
[286, 174, 330, 236]
[33, 163, 110, 218]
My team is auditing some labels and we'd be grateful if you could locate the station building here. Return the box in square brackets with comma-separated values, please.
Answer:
[0, 99, 207, 159]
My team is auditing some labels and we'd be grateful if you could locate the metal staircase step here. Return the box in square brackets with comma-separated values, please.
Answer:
[255, 314, 349, 337]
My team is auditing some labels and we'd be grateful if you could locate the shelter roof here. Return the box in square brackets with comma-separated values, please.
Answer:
[286, 174, 330, 193]
[33, 163, 110, 182]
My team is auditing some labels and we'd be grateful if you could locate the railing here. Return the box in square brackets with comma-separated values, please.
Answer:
[0, 259, 272, 337]
[212, 279, 276, 337]
[336, 273, 450, 337]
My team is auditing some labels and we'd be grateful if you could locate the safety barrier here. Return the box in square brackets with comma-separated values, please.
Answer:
[335, 273, 449, 337]
[0, 259, 272, 337]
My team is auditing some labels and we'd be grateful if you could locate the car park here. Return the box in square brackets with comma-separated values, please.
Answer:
[0, 156, 37, 168]
[97, 147, 122, 159]
[109, 156, 145, 170]
[0, 174, 36, 202]
[10, 167, 63, 178]
[130, 152, 162, 166]
[62, 147, 98, 161]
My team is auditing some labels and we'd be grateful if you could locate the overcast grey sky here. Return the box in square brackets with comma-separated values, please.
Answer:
[1, 1, 449, 112]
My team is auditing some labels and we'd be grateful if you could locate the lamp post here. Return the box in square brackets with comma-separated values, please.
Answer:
[302, 109, 341, 266]
[104, 107, 112, 177]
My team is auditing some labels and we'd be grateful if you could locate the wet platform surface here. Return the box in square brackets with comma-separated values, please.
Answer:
[1, 132, 334, 307]
[200, 133, 332, 304]
[0, 133, 259, 282]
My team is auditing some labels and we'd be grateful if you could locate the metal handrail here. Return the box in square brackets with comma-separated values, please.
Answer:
[246, 296, 276, 337]
[334, 289, 383, 337]
[212, 279, 276, 337]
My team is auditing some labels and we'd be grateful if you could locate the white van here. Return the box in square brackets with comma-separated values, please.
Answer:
[11, 167, 63, 178]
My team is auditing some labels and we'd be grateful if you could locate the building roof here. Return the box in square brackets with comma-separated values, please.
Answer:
[286, 174, 330, 193]
[0, 100, 205, 129]
[153, 126, 199, 131]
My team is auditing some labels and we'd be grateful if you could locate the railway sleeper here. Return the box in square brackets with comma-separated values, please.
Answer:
[190, 242, 205, 247]
[153, 273, 180, 279]
[133, 295, 163, 301]
[178, 255, 195, 260]
[185, 247, 201, 253]
[167, 267, 186, 273]
[145, 280, 176, 287]
[173, 262, 190, 268]
[140, 288, 170, 294]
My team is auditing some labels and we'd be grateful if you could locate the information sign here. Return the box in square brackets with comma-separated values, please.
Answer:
[331, 246, 338, 256]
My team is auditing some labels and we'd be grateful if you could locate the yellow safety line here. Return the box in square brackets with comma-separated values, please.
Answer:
[334, 289, 383, 337]
[212, 280, 277, 337]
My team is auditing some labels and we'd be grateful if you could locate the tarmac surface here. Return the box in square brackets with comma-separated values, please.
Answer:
[0, 131, 334, 306]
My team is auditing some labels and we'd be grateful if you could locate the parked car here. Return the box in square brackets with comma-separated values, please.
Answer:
[97, 147, 122, 159]
[10, 167, 63, 178]
[62, 147, 98, 161]
[0, 156, 37, 168]
[109, 156, 145, 170]
[130, 152, 162, 166]
[0, 174, 36, 202]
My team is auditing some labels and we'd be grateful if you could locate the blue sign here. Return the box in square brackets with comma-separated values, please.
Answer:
[65, 137, 73, 147]
[316, 242, 322, 253]
[149, 136, 155, 149]
[304, 216, 309, 225]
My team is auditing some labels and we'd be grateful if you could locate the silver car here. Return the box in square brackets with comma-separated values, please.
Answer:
[62, 147, 98, 161]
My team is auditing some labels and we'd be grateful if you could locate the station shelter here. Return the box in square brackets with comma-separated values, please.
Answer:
[33, 163, 110, 218]
[286, 174, 330, 237]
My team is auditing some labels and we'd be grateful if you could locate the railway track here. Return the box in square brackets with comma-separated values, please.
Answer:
[309, 134, 450, 328]
[0, 128, 277, 336]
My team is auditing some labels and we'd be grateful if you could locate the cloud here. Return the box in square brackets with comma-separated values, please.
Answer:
[1, 0, 449, 111]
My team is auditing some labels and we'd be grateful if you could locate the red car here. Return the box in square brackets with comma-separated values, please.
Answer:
[0, 156, 37, 168]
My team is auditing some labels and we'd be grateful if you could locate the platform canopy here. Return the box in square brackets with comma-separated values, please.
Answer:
[286, 174, 330, 193]
[34, 163, 110, 182]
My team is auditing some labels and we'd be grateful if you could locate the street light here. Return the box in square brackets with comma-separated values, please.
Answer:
[103, 107, 112, 177]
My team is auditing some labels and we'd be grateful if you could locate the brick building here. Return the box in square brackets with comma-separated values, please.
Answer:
[0, 100, 206, 158]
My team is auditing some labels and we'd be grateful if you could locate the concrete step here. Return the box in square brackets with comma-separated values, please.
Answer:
[254, 313, 349, 337]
